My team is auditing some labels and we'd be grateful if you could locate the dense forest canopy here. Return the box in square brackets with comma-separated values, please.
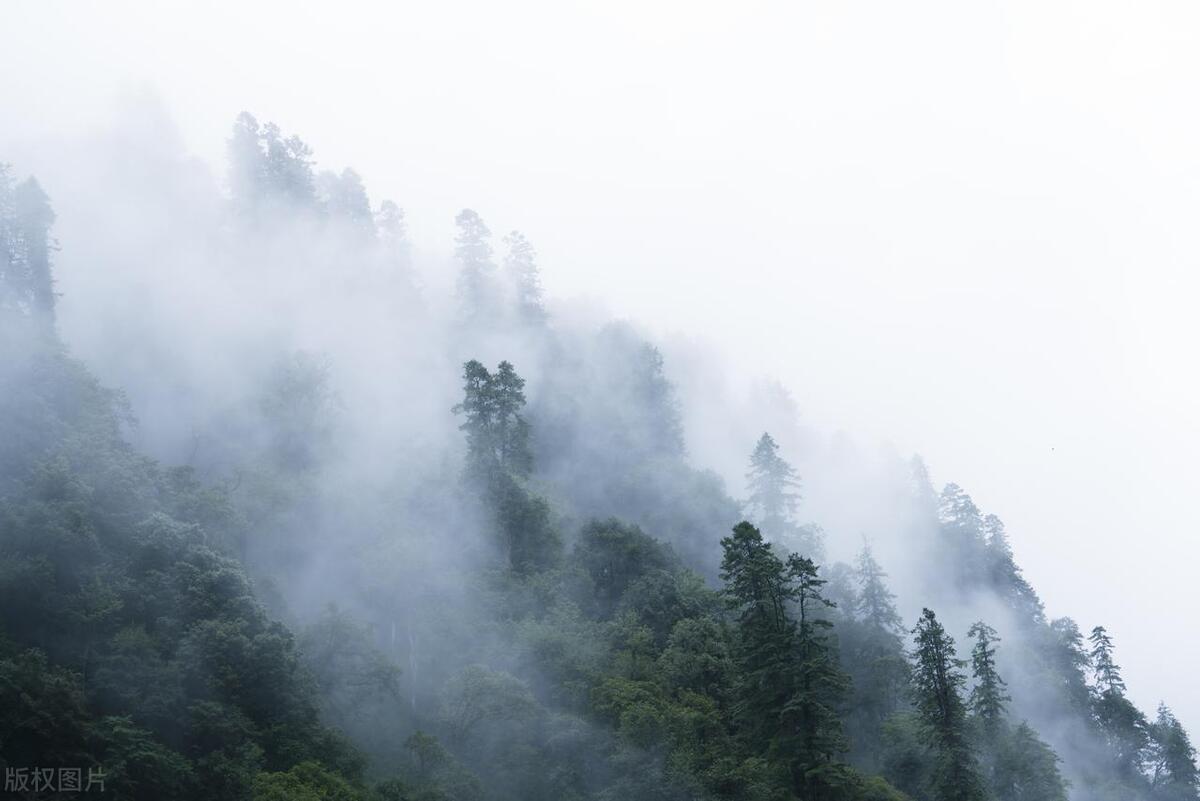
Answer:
[0, 116, 1195, 801]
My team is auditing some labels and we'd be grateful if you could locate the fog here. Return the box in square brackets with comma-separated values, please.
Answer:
[2, 1, 1198, 798]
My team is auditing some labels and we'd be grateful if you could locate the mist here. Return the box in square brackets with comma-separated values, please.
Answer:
[2, 3, 1198, 801]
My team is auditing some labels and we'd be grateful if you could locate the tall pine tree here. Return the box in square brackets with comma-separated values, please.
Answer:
[911, 608, 986, 801]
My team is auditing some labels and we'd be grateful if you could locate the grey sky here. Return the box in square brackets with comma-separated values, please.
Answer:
[4, 0, 1198, 729]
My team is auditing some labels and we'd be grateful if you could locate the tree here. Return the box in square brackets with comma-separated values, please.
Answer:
[318, 168, 374, 235]
[13, 177, 56, 323]
[376, 200, 410, 269]
[501, 230, 545, 324]
[745, 433, 800, 540]
[1088, 626, 1124, 694]
[784, 552, 851, 797]
[966, 621, 1009, 734]
[719, 521, 849, 799]
[991, 722, 1069, 801]
[1149, 704, 1199, 800]
[846, 545, 909, 768]
[938, 484, 982, 539]
[452, 359, 532, 480]
[910, 608, 986, 801]
[455, 209, 498, 321]
[1088, 626, 1149, 780]
[227, 113, 317, 215]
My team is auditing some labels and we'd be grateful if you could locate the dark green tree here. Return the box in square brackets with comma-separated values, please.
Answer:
[452, 359, 532, 480]
[991, 722, 1069, 801]
[911, 608, 986, 801]
[720, 522, 850, 799]
[966, 621, 1009, 734]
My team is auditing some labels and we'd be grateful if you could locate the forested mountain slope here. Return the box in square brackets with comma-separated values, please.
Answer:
[0, 118, 1194, 801]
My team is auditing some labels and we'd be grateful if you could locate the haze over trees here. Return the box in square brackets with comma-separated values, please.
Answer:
[0, 114, 1194, 801]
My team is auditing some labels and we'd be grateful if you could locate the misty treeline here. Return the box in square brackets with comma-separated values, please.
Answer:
[0, 114, 1195, 801]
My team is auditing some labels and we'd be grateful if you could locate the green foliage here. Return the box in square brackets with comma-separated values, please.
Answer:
[909, 609, 985, 801]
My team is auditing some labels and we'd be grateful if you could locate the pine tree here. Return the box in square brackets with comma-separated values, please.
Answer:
[318, 168, 374, 235]
[375, 200, 410, 270]
[492, 361, 532, 477]
[451, 359, 532, 480]
[454, 209, 498, 321]
[501, 230, 545, 324]
[452, 360, 551, 574]
[845, 544, 908, 770]
[1149, 704, 1200, 800]
[1088, 626, 1149, 780]
[745, 433, 801, 540]
[911, 608, 986, 801]
[0, 163, 16, 311]
[784, 553, 851, 797]
[720, 522, 850, 799]
[855, 545, 903, 635]
[981, 514, 1044, 623]
[938, 484, 982, 538]
[1088, 626, 1124, 694]
[966, 621, 1009, 734]
[0, 172, 58, 326]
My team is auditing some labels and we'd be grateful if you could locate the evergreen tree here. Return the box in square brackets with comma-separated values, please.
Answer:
[1089, 626, 1125, 694]
[375, 200, 410, 269]
[1149, 704, 1200, 800]
[938, 484, 982, 539]
[453, 359, 552, 573]
[1088, 626, 1150, 780]
[981, 514, 1044, 623]
[745, 432, 801, 540]
[855, 545, 903, 636]
[0, 174, 58, 325]
[966, 621, 1009, 733]
[318, 167, 374, 235]
[846, 544, 908, 768]
[991, 722, 1069, 801]
[452, 359, 532, 480]
[455, 209, 498, 320]
[1047, 617, 1093, 715]
[501, 230, 545, 324]
[227, 112, 317, 216]
[911, 608, 986, 801]
[492, 361, 532, 477]
[784, 552, 851, 797]
[720, 522, 850, 799]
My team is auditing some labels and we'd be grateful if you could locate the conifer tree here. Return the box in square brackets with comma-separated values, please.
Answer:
[966, 621, 1010, 735]
[1088, 626, 1124, 695]
[501, 230, 545, 324]
[784, 552, 851, 796]
[720, 522, 850, 798]
[1149, 704, 1200, 800]
[454, 209, 498, 321]
[1088, 626, 1150, 779]
[938, 484, 982, 538]
[850, 544, 908, 742]
[911, 608, 986, 801]
[745, 432, 801, 539]
[452, 359, 531, 480]
[14, 176, 57, 323]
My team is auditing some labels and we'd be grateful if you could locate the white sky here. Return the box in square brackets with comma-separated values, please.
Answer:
[4, 0, 1199, 729]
